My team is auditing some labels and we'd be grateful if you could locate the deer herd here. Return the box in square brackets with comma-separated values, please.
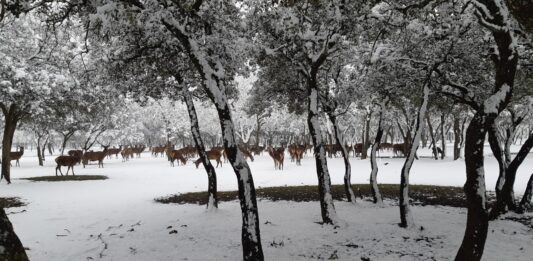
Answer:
[5, 141, 415, 177]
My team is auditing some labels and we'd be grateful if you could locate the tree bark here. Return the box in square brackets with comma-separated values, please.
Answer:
[307, 83, 337, 224]
[370, 108, 384, 205]
[182, 86, 218, 209]
[488, 123, 507, 215]
[361, 111, 372, 159]
[0, 208, 29, 261]
[426, 113, 438, 160]
[1, 104, 19, 184]
[453, 114, 462, 160]
[517, 173, 533, 213]
[399, 84, 429, 228]
[328, 113, 356, 203]
[440, 113, 446, 159]
[162, 19, 264, 260]
[59, 130, 75, 155]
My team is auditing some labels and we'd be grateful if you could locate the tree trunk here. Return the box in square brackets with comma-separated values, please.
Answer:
[1, 104, 19, 184]
[255, 115, 261, 147]
[400, 84, 429, 228]
[307, 84, 337, 224]
[370, 108, 384, 205]
[453, 115, 462, 160]
[60, 131, 75, 155]
[0, 208, 29, 261]
[488, 123, 507, 216]
[361, 112, 372, 159]
[440, 113, 446, 159]
[182, 87, 218, 209]
[329, 114, 356, 203]
[517, 173, 533, 213]
[426, 113, 438, 160]
[499, 132, 533, 213]
[455, 113, 491, 261]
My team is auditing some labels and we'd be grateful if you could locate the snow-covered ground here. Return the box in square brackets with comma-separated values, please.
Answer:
[1, 145, 532, 260]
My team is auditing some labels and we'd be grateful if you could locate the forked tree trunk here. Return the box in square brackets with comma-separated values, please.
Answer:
[1, 104, 20, 184]
[400, 84, 429, 228]
[182, 87, 218, 209]
[456, 1, 517, 256]
[328, 113, 356, 203]
[0, 208, 29, 261]
[307, 84, 337, 224]
[59, 131, 75, 155]
[162, 19, 264, 260]
[370, 108, 385, 205]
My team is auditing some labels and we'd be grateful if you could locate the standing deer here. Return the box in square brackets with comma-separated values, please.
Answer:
[55, 153, 82, 176]
[268, 147, 285, 170]
[68, 150, 83, 164]
[239, 146, 255, 162]
[194, 149, 223, 168]
[106, 145, 122, 159]
[9, 146, 24, 167]
[82, 146, 109, 168]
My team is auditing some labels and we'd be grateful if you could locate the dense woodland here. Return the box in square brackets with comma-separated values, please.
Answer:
[1, 0, 532, 260]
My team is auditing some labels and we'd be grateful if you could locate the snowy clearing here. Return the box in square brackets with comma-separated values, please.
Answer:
[1, 146, 532, 260]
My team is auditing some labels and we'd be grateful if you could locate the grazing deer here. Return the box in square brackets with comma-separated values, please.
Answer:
[68, 150, 83, 164]
[194, 149, 223, 168]
[106, 146, 122, 159]
[82, 146, 109, 168]
[268, 147, 285, 170]
[9, 146, 24, 167]
[55, 153, 82, 176]
[169, 150, 187, 167]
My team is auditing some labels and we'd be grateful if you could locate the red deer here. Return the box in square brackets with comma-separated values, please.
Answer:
[288, 144, 305, 165]
[194, 149, 223, 168]
[379, 143, 393, 151]
[9, 146, 24, 167]
[353, 143, 364, 157]
[82, 146, 109, 168]
[393, 143, 409, 157]
[55, 153, 82, 176]
[151, 146, 166, 157]
[169, 150, 188, 167]
[121, 146, 134, 161]
[268, 147, 285, 170]
[68, 150, 83, 164]
[132, 145, 145, 158]
[250, 146, 264, 156]
[239, 146, 255, 162]
[106, 146, 122, 159]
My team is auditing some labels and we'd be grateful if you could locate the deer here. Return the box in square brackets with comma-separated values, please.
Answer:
[379, 143, 393, 151]
[132, 145, 145, 158]
[82, 146, 109, 168]
[55, 153, 82, 176]
[292, 145, 305, 166]
[152, 146, 166, 157]
[194, 149, 223, 168]
[68, 150, 83, 164]
[239, 146, 255, 162]
[9, 146, 24, 167]
[268, 147, 285, 170]
[106, 145, 122, 159]
[121, 146, 134, 162]
[169, 150, 188, 167]
[353, 143, 364, 157]
[393, 143, 408, 157]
